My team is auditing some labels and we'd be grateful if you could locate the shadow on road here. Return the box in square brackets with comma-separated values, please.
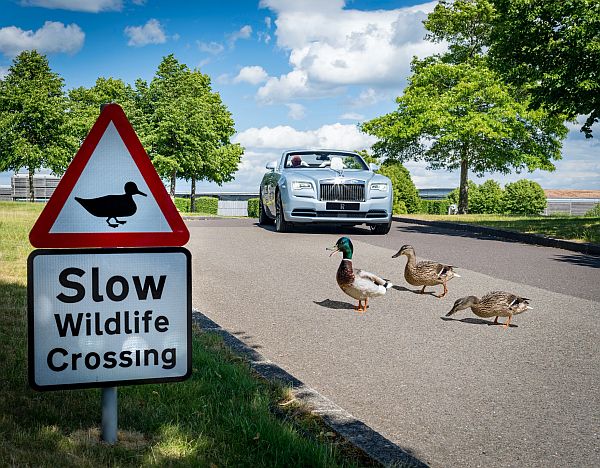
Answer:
[391, 284, 438, 297]
[440, 316, 518, 327]
[392, 222, 517, 243]
[314, 299, 356, 310]
[551, 253, 600, 268]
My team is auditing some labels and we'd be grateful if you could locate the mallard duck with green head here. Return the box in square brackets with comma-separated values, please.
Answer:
[391, 245, 459, 298]
[327, 237, 392, 313]
[446, 291, 532, 329]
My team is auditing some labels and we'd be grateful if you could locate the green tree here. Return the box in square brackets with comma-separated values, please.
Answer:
[68, 77, 147, 143]
[0, 50, 76, 201]
[377, 160, 420, 214]
[362, 60, 566, 213]
[424, 0, 495, 63]
[143, 55, 243, 200]
[489, 0, 600, 138]
[503, 179, 546, 215]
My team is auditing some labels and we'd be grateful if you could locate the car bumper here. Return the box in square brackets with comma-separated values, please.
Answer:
[280, 192, 392, 224]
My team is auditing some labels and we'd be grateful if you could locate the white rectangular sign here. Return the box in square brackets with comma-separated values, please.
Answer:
[28, 247, 191, 390]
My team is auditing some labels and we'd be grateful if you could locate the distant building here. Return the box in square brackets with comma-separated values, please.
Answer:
[543, 190, 600, 216]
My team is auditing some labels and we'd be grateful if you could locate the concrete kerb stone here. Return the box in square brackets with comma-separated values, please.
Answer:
[192, 309, 428, 468]
[393, 216, 600, 256]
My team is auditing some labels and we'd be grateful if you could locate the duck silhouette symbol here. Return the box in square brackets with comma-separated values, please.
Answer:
[75, 181, 147, 228]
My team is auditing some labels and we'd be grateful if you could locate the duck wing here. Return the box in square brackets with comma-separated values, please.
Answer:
[355, 268, 388, 286]
[481, 291, 530, 312]
[416, 261, 457, 280]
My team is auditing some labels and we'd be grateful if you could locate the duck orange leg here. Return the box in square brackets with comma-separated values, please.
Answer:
[502, 314, 513, 329]
[437, 282, 448, 298]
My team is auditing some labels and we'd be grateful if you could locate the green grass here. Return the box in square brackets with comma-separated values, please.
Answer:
[0, 201, 370, 467]
[401, 213, 600, 244]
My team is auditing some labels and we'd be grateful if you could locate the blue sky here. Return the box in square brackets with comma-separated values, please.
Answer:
[1, 0, 598, 193]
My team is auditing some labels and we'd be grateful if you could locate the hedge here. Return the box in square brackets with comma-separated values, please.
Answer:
[247, 198, 260, 218]
[419, 199, 451, 215]
[173, 196, 218, 214]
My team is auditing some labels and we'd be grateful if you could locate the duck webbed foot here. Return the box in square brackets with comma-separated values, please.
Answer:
[419, 285, 427, 294]
[106, 217, 127, 228]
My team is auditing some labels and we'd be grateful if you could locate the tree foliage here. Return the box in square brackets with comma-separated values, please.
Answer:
[362, 59, 567, 213]
[470, 179, 504, 214]
[142, 55, 243, 196]
[489, 0, 600, 138]
[68, 77, 147, 143]
[376, 160, 420, 214]
[503, 179, 547, 215]
[0, 50, 77, 200]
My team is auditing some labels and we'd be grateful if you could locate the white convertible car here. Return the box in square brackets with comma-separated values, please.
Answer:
[259, 150, 393, 234]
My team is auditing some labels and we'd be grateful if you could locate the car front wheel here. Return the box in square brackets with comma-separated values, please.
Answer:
[370, 221, 391, 235]
[275, 192, 292, 233]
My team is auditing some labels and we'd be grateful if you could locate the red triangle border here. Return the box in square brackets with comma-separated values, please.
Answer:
[29, 104, 190, 248]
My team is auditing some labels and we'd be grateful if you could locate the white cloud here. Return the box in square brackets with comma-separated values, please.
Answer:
[20, 0, 122, 12]
[234, 65, 269, 85]
[286, 103, 306, 120]
[198, 41, 225, 55]
[0, 21, 84, 57]
[227, 25, 252, 47]
[124, 19, 166, 47]
[234, 122, 376, 150]
[257, 0, 445, 103]
[257, 69, 344, 104]
[340, 112, 365, 121]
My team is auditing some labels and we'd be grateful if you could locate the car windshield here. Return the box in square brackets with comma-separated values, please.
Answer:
[284, 152, 368, 170]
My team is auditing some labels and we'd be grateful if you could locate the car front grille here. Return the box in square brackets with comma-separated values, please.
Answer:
[319, 183, 365, 202]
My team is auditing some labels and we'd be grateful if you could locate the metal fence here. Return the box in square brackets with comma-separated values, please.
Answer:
[218, 200, 248, 216]
[543, 199, 600, 216]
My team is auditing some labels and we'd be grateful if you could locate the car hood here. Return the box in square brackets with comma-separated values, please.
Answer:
[283, 168, 383, 184]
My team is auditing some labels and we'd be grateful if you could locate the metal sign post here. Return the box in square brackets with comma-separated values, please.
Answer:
[101, 387, 118, 444]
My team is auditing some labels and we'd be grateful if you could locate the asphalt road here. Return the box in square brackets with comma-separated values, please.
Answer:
[187, 218, 600, 467]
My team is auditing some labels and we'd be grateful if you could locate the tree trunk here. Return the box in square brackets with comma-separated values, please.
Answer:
[458, 154, 469, 214]
[170, 170, 176, 198]
[190, 176, 196, 213]
[28, 167, 35, 203]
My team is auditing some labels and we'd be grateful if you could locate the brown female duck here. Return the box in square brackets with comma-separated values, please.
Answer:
[446, 291, 532, 329]
[392, 245, 459, 298]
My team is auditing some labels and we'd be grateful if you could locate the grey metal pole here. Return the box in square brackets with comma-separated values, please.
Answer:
[101, 387, 118, 444]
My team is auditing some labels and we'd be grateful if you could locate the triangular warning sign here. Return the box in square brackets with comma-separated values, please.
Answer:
[30, 104, 190, 248]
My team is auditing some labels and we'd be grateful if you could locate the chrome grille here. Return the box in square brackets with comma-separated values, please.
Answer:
[320, 183, 365, 202]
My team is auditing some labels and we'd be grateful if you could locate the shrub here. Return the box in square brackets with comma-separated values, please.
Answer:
[247, 198, 260, 218]
[419, 199, 451, 215]
[503, 179, 547, 215]
[173, 197, 190, 212]
[470, 179, 504, 214]
[393, 200, 407, 215]
[585, 203, 600, 217]
[194, 196, 219, 215]
[377, 160, 420, 213]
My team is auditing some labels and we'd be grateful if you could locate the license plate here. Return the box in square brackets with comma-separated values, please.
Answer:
[326, 202, 359, 211]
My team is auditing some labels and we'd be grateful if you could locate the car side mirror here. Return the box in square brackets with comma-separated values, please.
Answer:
[369, 163, 380, 171]
[266, 161, 277, 171]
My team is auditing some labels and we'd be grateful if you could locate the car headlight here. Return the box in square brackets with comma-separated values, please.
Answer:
[370, 183, 388, 192]
[292, 181, 314, 190]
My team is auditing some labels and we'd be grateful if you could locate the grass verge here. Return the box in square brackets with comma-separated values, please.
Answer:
[400, 213, 600, 244]
[0, 201, 370, 467]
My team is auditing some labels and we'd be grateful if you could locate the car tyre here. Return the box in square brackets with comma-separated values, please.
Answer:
[258, 196, 273, 225]
[275, 192, 292, 233]
[370, 221, 391, 235]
